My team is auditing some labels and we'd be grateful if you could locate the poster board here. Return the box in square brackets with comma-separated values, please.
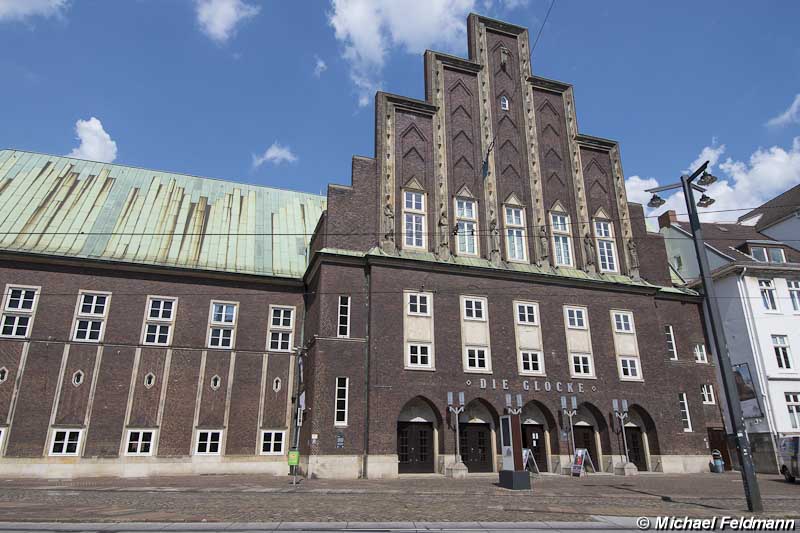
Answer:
[522, 448, 539, 473]
[571, 448, 595, 477]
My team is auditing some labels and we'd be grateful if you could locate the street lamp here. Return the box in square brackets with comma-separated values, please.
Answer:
[612, 399, 630, 465]
[646, 161, 763, 512]
[446, 391, 467, 478]
[561, 395, 578, 459]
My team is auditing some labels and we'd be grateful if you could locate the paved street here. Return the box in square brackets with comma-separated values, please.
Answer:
[0, 472, 797, 526]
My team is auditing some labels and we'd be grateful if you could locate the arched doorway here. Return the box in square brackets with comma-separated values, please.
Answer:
[520, 400, 558, 472]
[397, 397, 441, 474]
[624, 405, 660, 472]
[571, 402, 610, 472]
[458, 399, 499, 473]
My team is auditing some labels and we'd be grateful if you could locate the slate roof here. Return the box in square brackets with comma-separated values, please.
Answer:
[673, 220, 800, 263]
[0, 150, 326, 278]
[737, 183, 800, 231]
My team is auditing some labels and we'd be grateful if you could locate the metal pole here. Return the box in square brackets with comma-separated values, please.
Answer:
[680, 171, 763, 513]
[617, 412, 630, 464]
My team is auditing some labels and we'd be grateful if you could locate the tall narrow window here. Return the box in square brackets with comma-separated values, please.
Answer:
[207, 301, 237, 349]
[334, 377, 348, 426]
[337, 296, 350, 338]
[551, 213, 573, 267]
[504, 206, 527, 262]
[678, 393, 693, 432]
[789, 281, 800, 312]
[787, 392, 800, 429]
[403, 191, 426, 249]
[456, 198, 478, 256]
[142, 296, 177, 346]
[268, 306, 294, 352]
[72, 291, 111, 342]
[664, 325, 678, 360]
[594, 220, 618, 272]
[701, 384, 716, 405]
[759, 279, 778, 311]
[693, 343, 708, 363]
[773, 335, 792, 370]
[1, 285, 39, 338]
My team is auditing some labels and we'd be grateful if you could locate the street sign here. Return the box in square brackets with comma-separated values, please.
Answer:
[288, 450, 300, 466]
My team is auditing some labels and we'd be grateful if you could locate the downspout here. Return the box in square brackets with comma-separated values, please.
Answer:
[361, 262, 372, 478]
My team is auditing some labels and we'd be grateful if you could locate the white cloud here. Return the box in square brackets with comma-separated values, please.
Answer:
[329, 0, 475, 107]
[67, 117, 118, 163]
[766, 94, 800, 128]
[313, 55, 328, 78]
[252, 142, 298, 167]
[194, 0, 259, 44]
[0, 0, 68, 21]
[683, 138, 725, 174]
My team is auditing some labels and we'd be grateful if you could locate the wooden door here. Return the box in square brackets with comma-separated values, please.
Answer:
[459, 423, 493, 472]
[397, 422, 434, 473]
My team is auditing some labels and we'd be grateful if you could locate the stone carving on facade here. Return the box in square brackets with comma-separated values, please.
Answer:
[628, 239, 641, 279]
[437, 206, 451, 260]
[489, 217, 502, 265]
[383, 201, 395, 248]
[583, 233, 596, 272]
[538, 225, 549, 266]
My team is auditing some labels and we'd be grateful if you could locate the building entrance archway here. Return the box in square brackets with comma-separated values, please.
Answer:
[458, 399, 499, 473]
[520, 400, 558, 472]
[397, 397, 441, 474]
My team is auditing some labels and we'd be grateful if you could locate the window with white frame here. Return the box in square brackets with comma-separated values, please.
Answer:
[565, 306, 586, 329]
[334, 377, 348, 426]
[773, 335, 792, 370]
[72, 292, 110, 342]
[455, 198, 478, 256]
[465, 346, 489, 371]
[516, 302, 537, 325]
[618, 357, 641, 380]
[693, 343, 708, 363]
[505, 206, 527, 262]
[750, 246, 768, 262]
[260, 430, 285, 455]
[551, 212, 573, 267]
[701, 384, 716, 405]
[520, 350, 543, 375]
[195, 430, 222, 455]
[678, 393, 693, 432]
[463, 297, 486, 321]
[337, 296, 350, 338]
[759, 279, 778, 311]
[125, 429, 154, 455]
[50, 429, 82, 456]
[751, 246, 786, 264]
[612, 311, 633, 333]
[268, 306, 294, 352]
[407, 343, 432, 368]
[407, 292, 430, 316]
[1, 285, 38, 338]
[787, 392, 800, 429]
[594, 220, 617, 272]
[403, 190, 426, 249]
[500, 95, 509, 111]
[571, 353, 593, 377]
[664, 325, 678, 360]
[789, 281, 800, 312]
[142, 297, 176, 346]
[208, 301, 237, 349]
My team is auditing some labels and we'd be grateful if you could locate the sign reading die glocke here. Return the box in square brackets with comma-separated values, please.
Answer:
[467, 378, 596, 395]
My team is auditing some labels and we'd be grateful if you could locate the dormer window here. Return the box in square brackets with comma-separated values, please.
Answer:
[500, 96, 509, 111]
[750, 246, 786, 264]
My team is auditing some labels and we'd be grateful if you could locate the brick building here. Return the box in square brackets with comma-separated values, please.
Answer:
[0, 14, 722, 479]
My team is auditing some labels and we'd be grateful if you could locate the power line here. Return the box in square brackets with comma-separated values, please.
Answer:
[531, 0, 556, 53]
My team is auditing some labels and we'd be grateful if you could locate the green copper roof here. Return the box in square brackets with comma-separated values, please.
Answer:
[0, 150, 326, 278]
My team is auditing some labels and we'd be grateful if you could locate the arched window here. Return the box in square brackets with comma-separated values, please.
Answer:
[143, 372, 156, 389]
[500, 96, 509, 111]
[210, 375, 222, 391]
[72, 370, 84, 387]
[272, 377, 282, 392]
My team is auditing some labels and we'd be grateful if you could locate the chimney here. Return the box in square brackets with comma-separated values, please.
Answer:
[658, 210, 677, 229]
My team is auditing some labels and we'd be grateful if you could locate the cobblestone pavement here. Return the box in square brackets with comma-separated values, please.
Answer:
[0, 472, 796, 523]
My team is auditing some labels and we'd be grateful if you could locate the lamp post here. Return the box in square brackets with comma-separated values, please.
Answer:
[612, 399, 630, 464]
[446, 391, 468, 478]
[561, 395, 578, 460]
[646, 161, 763, 512]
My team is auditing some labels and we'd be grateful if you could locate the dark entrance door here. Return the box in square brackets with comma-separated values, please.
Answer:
[397, 422, 434, 473]
[707, 428, 732, 470]
[459, 423, 493, 472]
[625, 426, 647, 471]
[573, 425, 598, 471]
[522, 424, 548, 472]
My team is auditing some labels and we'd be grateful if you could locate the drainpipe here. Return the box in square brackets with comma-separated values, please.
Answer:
[361, 263, 372, 478]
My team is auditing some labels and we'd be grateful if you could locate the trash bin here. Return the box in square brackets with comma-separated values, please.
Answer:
[709, 449, 725, 473]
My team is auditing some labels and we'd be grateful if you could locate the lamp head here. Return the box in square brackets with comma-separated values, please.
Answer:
[648, 194, 666, 208]
[697, 171, 718, 186]
[697, 194, 716, 208]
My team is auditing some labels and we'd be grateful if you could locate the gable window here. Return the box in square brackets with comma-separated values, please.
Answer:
[571, 353, 593, 377]
[407, 292, 430, 316]
[126, 430, 154, 456]
[773, 335, 792, 370]
[504, 206, 527, 262]
[1, 285, 39, 338]
[751, 246, 768, 262]
[565, 306, 586, 329]
[751, 246, 786, 264]
[268, 306, 294, 352]
[789, 281, 800, 312]
[403, 190, 426, 249]
[516, 302, 537, 325]
[551, 212, 573, 267]
[407, 343, 432, 369]
[678, 393, 693, 432]
[195, 430, 222, 455]
[208, 301, 237, 349]
[50, 429, 82, 456]
[612, 311, 633, 333]
[594, 220, 618, 272]
[260, 430, 285, 455]
[500, 95, 510, 111]
[142, 296, 177, 346]
[455, 198, 478, 256]
[72, 291, 110, 342]
[693, 343, 708, 363]
[787, 392, 800, 429]
[520, 350, 543, 375]
[759, 279, 778, 311]
[463, 297, 486, 321]
[465, 346, 489, 371]
[337, 296, 350, 338]
[334, 377, 348, 427]
[664, 325, 678, 360]
[701, 384, 716, 405]
[618, 357, 641, 380]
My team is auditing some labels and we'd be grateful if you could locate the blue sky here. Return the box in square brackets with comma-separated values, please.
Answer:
[1, 0, 798, 222]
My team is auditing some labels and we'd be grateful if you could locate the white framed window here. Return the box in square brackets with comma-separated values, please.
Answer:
[334, 377, 348, 427]
[751, 246, 767, 262]
[125, 429, 155, 456]
[49, 429, 82, 456]
[570, 353, 594, 377]
[618, 357, 641, 380]
[612, 311, 634, 333]
[789, 281, 800, 312]
[465, 346, 490, 371]
[787, 392, 800, 429]
[769, 247, 786, 263]
[752, 246, 786, 264]
[504, 206, 527, 262]
[72, 291, 111, 342]
[594, 220, 618, 272]
[455, 198, 478, 256]
[207, 301, 237, 349]
[260, 430, 285, 455]
[551, 212, 573, 267]
[463, 297, 486, 321]
[664, 325, 678, 360]
[195, 430, 222, 455]
[403, 190, 426, 250]
[407, 342, 432, 369]
[515, 302, 537, 325]
[564, 306, 587, 329]
[759, 279, 778, 311]
[141, 296, 177, 346]
[693, 343, 708, 363]
[773, 335, 793, 370]
[678, 393, 693, 432]
[1, 285, 39, 338]
[407, 292, 430, 316]
[268, 306, 294, 352]
[519, 350, 544, 375]
[337, 296, 350, 338]
[500, 95, 510, 111]
[701, 384, 716, 405]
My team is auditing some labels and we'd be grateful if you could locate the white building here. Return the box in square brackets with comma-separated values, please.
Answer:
[659, 209, 800, 472]
[738, 184, 800, 252]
